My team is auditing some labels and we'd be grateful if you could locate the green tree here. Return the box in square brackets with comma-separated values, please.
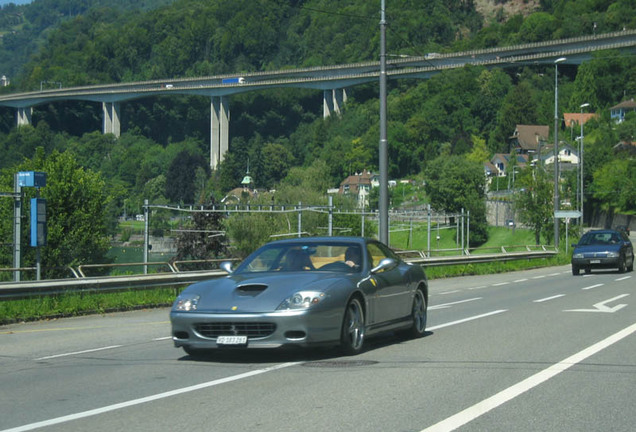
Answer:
[466, 135, 490, 164]
[175, 197, 228, 264]
[424, 155, 488, 245]
[592, 159, 636, 216]
[0, 148, 112, 279]
[514, 167, 554, 245]
[165, 150, 209, 204]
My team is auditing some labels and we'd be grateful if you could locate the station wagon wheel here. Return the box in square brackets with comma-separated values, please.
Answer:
[618, 255, 626, 273]
[407, 288, 427, 338]
[340, 297, 365, 356]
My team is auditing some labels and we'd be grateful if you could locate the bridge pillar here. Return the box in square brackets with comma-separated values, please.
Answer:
[16, 107, 32, 127]
[210, 96, 229, 170]
[102, 102, 121, 137]
[323, 88, 347, 118]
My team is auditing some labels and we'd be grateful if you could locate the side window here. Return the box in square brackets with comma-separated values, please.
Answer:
[366, 243, 388, 268]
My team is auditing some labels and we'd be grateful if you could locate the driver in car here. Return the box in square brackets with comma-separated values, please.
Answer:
[344, 246, 361, 269]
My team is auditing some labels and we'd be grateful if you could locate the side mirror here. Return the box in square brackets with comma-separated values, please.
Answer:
[371, 258, 398, 274]
[220, 261, 234, 274]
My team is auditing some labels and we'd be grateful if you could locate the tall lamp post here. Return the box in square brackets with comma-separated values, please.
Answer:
[579, 102, 590, 227]
[553, 57, 566, 248]
[378, 0, 389, 244]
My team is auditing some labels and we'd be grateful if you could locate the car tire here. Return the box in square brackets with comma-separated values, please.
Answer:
[340, 297, 365, 356]
[572, 265, 580, 276]
[585, 267, 591, 274]
[628, 259, 634, 272]
[618, 256, 626, 273]
[405, 288, 427, 338]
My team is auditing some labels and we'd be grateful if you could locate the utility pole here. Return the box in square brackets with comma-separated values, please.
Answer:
[553, 57, 566, 248]
[378, 0, 389, 244]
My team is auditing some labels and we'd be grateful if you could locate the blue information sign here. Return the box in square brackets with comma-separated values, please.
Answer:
[30, 198, 47, 247]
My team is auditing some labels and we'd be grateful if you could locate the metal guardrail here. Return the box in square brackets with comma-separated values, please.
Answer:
[395, 245, 557, 266]
[0, 248, 557, 300]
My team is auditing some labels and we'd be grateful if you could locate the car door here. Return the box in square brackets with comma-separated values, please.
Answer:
[366, 242, 411, 324]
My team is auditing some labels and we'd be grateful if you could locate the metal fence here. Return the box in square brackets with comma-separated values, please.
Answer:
[0, 247, 557, 300]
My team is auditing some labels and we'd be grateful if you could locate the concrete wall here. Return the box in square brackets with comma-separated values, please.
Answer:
[486, 199, 516, 227]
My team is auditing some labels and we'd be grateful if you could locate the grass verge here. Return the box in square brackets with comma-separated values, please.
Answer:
[0, 287, 181, 325]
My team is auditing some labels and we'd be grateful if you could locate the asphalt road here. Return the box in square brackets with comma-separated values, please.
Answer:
[1, 265, 634, 432]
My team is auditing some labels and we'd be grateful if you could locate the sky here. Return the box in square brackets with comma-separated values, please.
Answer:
[0, 0, 33, 6]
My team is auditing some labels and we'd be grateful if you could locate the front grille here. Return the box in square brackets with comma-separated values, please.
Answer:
[194, 322, 276, 339]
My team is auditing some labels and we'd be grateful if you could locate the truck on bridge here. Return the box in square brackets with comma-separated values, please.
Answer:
[221, 77, 245, 84]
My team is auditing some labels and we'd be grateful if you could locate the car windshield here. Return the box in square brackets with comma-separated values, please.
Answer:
[236, 242, 362, 274]
[579, 232, 622, 246]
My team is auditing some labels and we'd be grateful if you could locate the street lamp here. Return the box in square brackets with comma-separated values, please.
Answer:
[553, 57, 566, 248]
[579, 102, 590, 226]
[378, 0, 389, 244]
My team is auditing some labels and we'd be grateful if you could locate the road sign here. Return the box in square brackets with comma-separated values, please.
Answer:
[555, 210, 581, 219]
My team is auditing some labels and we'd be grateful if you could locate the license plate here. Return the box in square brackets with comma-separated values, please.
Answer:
[590, 260, 601, 264]
[216, 335, 248, 346]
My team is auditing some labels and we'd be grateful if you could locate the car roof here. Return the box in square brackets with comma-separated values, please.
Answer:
[584, 229, 621, 235]
[265, 236, 369, 246]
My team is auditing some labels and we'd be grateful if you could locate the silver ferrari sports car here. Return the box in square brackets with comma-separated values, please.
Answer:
[170, 236, 428, 356]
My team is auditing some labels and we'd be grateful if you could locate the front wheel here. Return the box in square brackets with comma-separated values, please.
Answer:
[618, 256, 626, 273]
[405, 288, 427, 338]
[340, 297, 365, 356]
[572, 265, 580, 276]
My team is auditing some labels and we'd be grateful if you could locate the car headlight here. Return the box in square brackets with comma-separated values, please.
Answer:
[606, 252, 619, 258]
[573, 253, 584, 259]
[174, 295, 200, 311]
[277, 291, 325, 310]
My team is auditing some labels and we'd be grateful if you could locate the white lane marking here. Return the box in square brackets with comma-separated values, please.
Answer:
[582, 283, 604, 290]
[468, 285, 487, 290]
[438, 290, 462, 295]
[492, 282, 509, 286]
[565, 294, 629, 313]
[2, 362, 300, 432]
[532, 275, 546, 279]
[548, 273, 561, 277]
[422, 321, 636, 432]
[534, 294, 566, 303]
[153, 336, 171, 341]
[34, 345, 123, 361]
[428, 310, 507, 331]
[616, 276, 631, 282]
[429, 298, 482, 310]
[514, 279, 528, 283]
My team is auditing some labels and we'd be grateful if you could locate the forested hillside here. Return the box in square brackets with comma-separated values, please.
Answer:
[0, 0, 634, 251]
[0, 0, 175, 78]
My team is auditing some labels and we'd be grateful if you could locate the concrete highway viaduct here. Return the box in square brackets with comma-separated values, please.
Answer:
[0, 30, 634, 169]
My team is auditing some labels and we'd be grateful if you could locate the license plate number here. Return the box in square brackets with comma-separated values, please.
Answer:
[217, 335, 248, 345]
[590, 260, 601, 264]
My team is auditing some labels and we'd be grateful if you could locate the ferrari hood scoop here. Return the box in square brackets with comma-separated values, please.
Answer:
[236, 284, 268, 297]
